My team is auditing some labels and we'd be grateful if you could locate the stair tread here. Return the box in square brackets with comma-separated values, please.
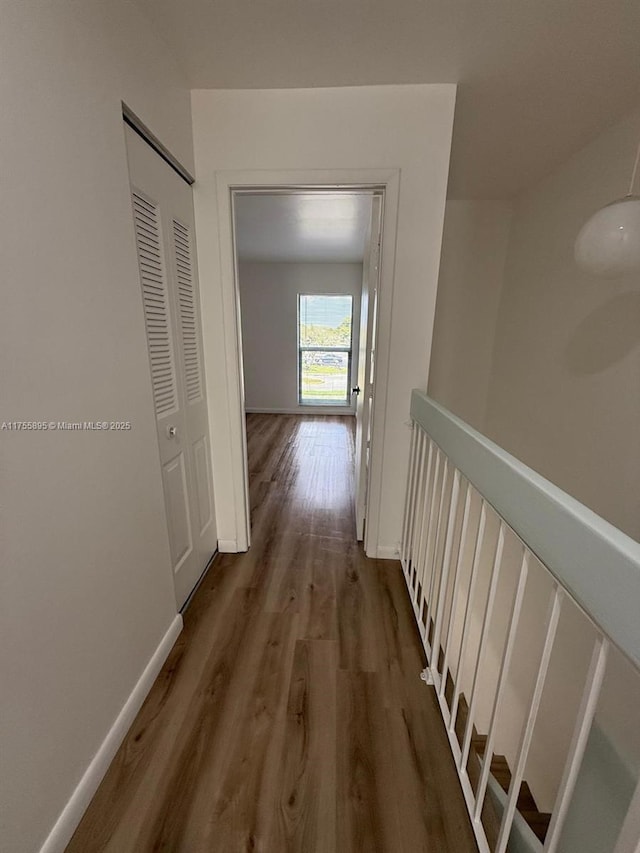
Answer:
[519, 811, 551, 843]
[517, 781, 538, 812]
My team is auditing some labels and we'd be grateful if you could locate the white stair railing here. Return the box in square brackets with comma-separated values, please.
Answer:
[401, 391, 640, 853]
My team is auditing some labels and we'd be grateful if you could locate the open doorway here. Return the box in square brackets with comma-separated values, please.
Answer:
[231, 189, 383, 543]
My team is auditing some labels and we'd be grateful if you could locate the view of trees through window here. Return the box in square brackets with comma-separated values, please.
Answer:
[299, 294, 353, 405]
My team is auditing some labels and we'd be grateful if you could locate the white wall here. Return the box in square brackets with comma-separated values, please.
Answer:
[0, 3, 192, 850]
[192, 84, 456, 555]
[429, 110, 640, 542]
[485, 107, 640, 542]
[428, 201, 513, 431]
[239, 262, 362, 414]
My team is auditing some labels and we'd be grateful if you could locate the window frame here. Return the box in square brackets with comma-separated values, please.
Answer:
[297, 293, 354, 407]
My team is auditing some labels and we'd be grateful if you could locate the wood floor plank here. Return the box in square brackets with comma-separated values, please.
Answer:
[174, 609, 300, 852]
[272, 639, 338, 852]
[386, 701, 478, 852]
[67, 414, 476, 853]
[300, 539, 338, 641]
[131, 597, 293, 852]
[337, 541, 381, 673]
[336, 669, 402, 852]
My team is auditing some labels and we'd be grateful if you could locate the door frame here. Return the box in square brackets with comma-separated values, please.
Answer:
[355, 193, 383, 542]
[209, 168, 400, 557]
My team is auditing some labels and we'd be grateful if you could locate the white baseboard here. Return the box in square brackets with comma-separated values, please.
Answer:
[217, 539, 239, 553]
[245, 406, 355, 416]
[40, 614, 183, 853]
[374, 544, 401, 561]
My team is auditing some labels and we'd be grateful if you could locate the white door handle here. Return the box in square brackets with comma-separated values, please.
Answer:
[167, 425, 177, 438]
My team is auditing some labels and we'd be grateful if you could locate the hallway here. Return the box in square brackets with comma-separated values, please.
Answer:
[68, 414, 476, 852]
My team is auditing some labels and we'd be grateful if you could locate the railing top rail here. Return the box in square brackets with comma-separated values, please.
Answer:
[410, 390, 640, 670]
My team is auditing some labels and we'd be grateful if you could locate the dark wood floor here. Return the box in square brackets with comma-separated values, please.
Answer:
[68, 414, 476, 852]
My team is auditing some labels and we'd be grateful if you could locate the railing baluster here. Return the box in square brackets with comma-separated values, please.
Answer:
[424, 457, 450, 645]
[474, 548, 530, 819]
[430, 468, 462, 684]
[400, 422, 418, 568]
[495, 586, 563, 853]
[449, 501, 487, 733]
[413, 441, 436, 611]
[406, 429, 425, 576]
[460, 522, 506, 772]
[409, 431, 428, 587]
[613, 776, 640, 853]
[408, 424, 421, 567]
[411, 433, 432, 572]
[415, 446, 440, 612]
[439, 481, 472, 704]
[543, 635, 609, 853]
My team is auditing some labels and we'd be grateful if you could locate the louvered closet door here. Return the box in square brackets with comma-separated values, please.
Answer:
[125, 125, 217, 610]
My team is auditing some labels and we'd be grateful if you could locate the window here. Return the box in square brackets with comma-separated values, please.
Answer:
[298, 294, 353, 406]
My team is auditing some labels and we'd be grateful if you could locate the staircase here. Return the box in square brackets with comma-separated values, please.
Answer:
[452, 685, 551, 848]
[430, 616, 551, 849]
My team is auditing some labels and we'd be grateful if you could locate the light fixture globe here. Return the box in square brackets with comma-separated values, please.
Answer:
[574, 195, 640, 277]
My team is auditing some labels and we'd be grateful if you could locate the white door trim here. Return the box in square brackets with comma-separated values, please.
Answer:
[208, 168, 400, 557]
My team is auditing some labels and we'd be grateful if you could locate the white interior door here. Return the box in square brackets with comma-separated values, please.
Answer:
[354, 194, 382, 541]
[125, 125, 217, 609]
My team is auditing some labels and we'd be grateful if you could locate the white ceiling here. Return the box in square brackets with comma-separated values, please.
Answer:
[132, 0, 640, 199]
[234, 193, 373, 263]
